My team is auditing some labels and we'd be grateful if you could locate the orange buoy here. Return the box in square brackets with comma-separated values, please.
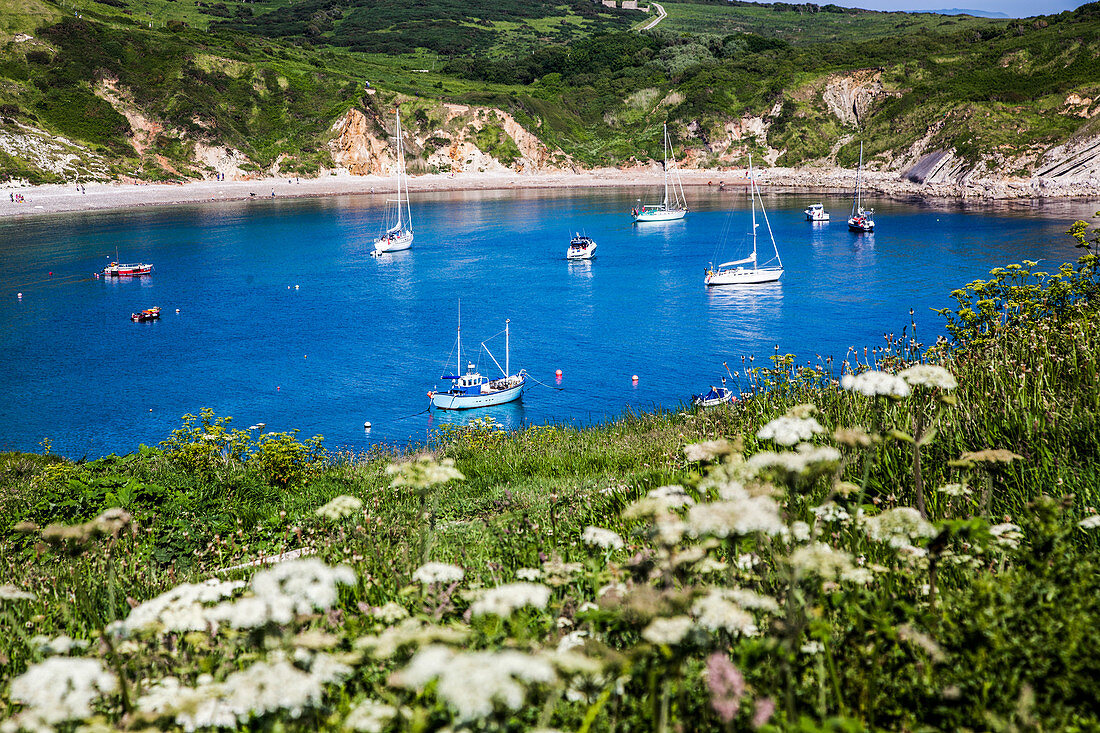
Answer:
[555, 369, 563, 377]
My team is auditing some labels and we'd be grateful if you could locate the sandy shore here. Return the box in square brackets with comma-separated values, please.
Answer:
[1, 164, 1091, 219]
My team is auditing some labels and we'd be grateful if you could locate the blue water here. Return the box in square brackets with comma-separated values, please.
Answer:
[0, 188, 1090, 458]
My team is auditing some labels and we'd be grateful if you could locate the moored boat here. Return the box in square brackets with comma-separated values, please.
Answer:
[847, 142, 875, 233]
[429, 313, 526, 410]
[692, 378, 736, 407]
[374, 107, 414, 254]
[632, 123, 688, 222]
[705, 155, 784, 286]
[104, 261, 153, 276]
[566, 233, 597, 260]
[805, 203, 829, 222]
[130, 306, 160, 322]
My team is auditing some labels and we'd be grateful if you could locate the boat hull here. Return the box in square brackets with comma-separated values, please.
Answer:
[566, 244, 597, 260]
[847, 219, 874, 232]
[374, 232, 413, 252]
[431, 379, 525, 410]
[634, 208, 687, 222]
[706, 267, 783, 286]
[105, 265, 153, 276]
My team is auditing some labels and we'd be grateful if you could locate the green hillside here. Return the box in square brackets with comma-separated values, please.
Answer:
[1, 0, 1099, 183]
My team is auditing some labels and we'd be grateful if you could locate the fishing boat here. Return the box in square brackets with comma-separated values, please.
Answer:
[804, 203, 829, 222]
[692, 378, 736, 407]
[847, 142, 875, 233]
[429, 313, 526, 410]
[374, 108, 413, 254]
[104, 261, 153, 276]
[566, 233, 597, 260]
[130, 306, 160, 322]
[632, 123, 688, 222]
[705, 155, 783, 286]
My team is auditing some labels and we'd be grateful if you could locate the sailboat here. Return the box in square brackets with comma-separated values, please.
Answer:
[705, 155, 783, 286]
[847, 142, 875, 233]
[632, 123, 688, 222]
[429, 310, 526, 410]
[374, 108, 413, 254]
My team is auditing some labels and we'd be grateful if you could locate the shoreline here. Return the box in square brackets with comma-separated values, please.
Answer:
[2, 166, 1096, 220]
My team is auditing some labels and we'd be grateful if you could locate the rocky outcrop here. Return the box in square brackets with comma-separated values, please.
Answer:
[821, 70, 896, 127]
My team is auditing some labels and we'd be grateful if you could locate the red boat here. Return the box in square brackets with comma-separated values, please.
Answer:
[104, 261, 153, 276]
[131, 306, 161, 322]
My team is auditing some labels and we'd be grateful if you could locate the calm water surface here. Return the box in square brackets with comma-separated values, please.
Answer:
[0, 187, 1090, 458]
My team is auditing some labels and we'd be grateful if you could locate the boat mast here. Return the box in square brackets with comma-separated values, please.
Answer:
[505, 319, 510, 376]
[457, 301, 461, 374]
[853, 141, 863, 216]
[662, 123, 670, 209]
[395, 108, 404, 231]
[749, 154, 758, 270]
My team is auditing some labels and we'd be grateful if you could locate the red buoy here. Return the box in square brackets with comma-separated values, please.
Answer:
[555, 369, 563, 377]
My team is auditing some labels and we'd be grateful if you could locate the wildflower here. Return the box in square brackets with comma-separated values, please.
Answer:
[937, 483, 971, 497]
[557, 629, 588, 653]
[791, 520, 811, 542]
[800, 641, 824, 655]
[833, 427, 874, 448]
[9, 658, 117, 729]
[0, 584, 35, 601]
[345, 700, 399, 733]
[412, 562, 465, 585]
[686, 496, 785, 538]
[989, 522, 1023, 550]
[812, 502, 850, 524]
[315, 494, 363, 520]
[654, 515, 687, 545]
[841, 371, 911, 398]
[356, 619, 469, 659]
[898, 364, 957, 391]
[785, 403, 818, 419]
[208, 559, 354, 630]
[684, 439, 732, 462]
[1079, 515, 1100, 530]
[791, 543, 868, 584]
[642, 616, 694, 646]
[756, 415, 824, 446]
[625, 485, 694, 519]
[897, 624, 945, 662]
[752, 697, 776, 729]
[470, 582, 551, 618]
[735, 553, 759, 572]
[114, 578, 245, 636]
[582, 526, 624, 551]
[31, 634, 89, 656]
[956, 449, 1023, 466]
[387, 456, 464, 489]
[391, 645, 555, 721]
[694, 556, 729, 575]
[865, 507, 935, 548]
[726, 588, 780, 613]
[541, 556, 583, 587]
[748, 444, 841, 477]
[705, 653, 745, 723]
[692, 591, 758, 636]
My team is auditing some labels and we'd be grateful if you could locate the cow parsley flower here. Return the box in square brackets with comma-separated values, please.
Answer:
[989, 522, 1023, 550]
[756, 416, 824, 446]
[373, 602, 409, 623]
[841, 371, 911, 398]
[0, 584, 35, 601]
[582, 526, 624, 551]
[1079, 514, 1100, 530]
[625, 485, 695, 518]
[865, 507, 935, 548]
[812, 502, 851, 524]
[345, 699, 399, 733]
[692, 591, 758, 636]
[684, 440, 732, 462]
[898, 364, 957, 391]
[412, 562, 465, 585]
[642, 616, 694, 646]
[315, 494, 363, 520]
[114, 578, 245, 636]
[686, 496, 785, 538]
[387, 456, 464, 489]
[748, 445, 841, 476]
[791, 542, 868, 584]
[9, 658, 117, 729]
[726, 588, 780, 613]
[355, 619, 469, 659]
[470, 583, 551, 618]
[392, 645, 555, 721]
[937, 483, 971, 497]
[208, 559, 354, 630]
[516, 567, 542, 581]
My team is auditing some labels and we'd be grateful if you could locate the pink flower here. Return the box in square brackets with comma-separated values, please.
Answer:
[752, 697, 776, 729]
[706, 653, 744, 723]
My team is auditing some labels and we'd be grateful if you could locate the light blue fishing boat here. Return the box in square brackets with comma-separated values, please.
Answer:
[430, 310, 526, 410]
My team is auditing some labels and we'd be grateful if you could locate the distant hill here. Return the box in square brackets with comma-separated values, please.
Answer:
[923, 8, 1011, 17]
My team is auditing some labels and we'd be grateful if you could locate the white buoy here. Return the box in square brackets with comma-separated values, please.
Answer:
[295, 284, 299, 290]
[175, 308, 180, 313]
[632, 375, 639, 382]
[17, 292, 22, 299]
[363, 421, 372, 429]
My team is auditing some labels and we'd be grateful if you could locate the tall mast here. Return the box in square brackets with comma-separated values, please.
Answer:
[663, 123, 670, 208]
[505, 319, 510, 376]
[457, 301, 462, 374]
[395, 108, 404, 229]
[854, 141, 863, 215]
[750, 154, 758, 267]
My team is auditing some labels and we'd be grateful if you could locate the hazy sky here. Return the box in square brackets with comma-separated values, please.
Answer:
[831, 0, 1089, 17]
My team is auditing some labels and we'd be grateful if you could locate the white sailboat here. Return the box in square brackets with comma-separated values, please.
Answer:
[632, 123, 688, 222]
[429, 310, 526, 410]
[705, 155, 783, 286]
[847, 142, 875, 233]
[374, 108, 413, 254]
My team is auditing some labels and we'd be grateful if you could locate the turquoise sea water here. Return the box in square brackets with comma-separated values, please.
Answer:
[0, 187, 1090, 458]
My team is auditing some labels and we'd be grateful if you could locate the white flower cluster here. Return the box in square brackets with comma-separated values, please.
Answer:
[812, 502, 851, 524]
[748, 445, 841, 476]
[345, 699, 399, 733]
[412, 562, 465, 585]
[392, 645, 555, 721]
[756, 415, 824, 446]
[208, 559, 356, 629]
[470, 582, 551, 618]
[898, 364, 958, 391]
[641, 616, 694, 646]
[113, 578, 245, 636]
[387, 456, 464, 489]
[790, 543, 871, 585]
[937, 483, 971, 497]
[683, 440, 732, 462]
[315, 494, 363, 520]
[726, 588, 781, 613]
[581, 526, 624, 551]
[989, 522, 1023, 550]
[864, 507, 935, 548]
[516, 567, 542, 581]
[355, 618, 469, 659]
[686, 496, 786, 538]
[841, 371, 911, 398]
[30, 634, 89, 656]
[1078, 514, 1100, 530]
[7, 658, 117, 730]
[625, 485, 695, 518]
[691, 590, 759, 636]
[0, 584, 35, 601]
[138, 654, 349, 731]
